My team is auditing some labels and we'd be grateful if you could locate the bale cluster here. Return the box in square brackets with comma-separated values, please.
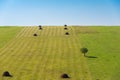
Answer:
[39, 25, 42, 30]
[64, 24, 68, 30]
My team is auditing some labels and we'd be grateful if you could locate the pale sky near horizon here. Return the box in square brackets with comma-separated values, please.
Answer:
[0, 0, 120, 26]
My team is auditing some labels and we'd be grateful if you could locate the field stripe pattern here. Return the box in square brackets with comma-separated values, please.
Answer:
[0, 26, 92, 80]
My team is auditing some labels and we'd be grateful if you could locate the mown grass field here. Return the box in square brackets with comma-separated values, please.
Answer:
[0, 26, 91, 80]
[0, 26, 120, 80]
[0, 27, 22, 48]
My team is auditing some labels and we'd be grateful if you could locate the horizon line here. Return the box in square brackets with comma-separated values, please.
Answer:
[0, 25, 120, 27]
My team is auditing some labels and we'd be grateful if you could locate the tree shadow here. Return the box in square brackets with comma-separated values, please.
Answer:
[86, 56, 98, 58]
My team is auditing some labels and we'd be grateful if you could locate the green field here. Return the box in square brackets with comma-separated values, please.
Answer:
[0, 27, 22, 48]
[75, 26, 120, 80]
[0, 26, 120, 80]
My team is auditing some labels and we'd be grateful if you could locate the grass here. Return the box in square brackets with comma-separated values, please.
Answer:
[0, 27, 23, 48]
[75, 26, 120, 80]
[0, 26, 91, 80]
[0, 26, 120, 80]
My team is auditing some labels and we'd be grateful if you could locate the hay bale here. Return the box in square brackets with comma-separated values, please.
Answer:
[64, 27, 68, 30]
[33, 34, 37, 36]
[39, 27, 42, 30]
[64, 24, 67, 27]
[38, 25, 42, 30]
[2, 71, 12, 77]
[65, 32, 69, 35]
[61, 73, 70, 78]
[38, 25, 42, 28]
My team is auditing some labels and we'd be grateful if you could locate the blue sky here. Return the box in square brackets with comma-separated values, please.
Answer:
[0, 0, 120, 26]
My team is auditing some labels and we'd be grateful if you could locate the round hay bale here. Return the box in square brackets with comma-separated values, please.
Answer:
[61, 73, 70, 78]
[64, 24, 67, 27]
[38, 25, 42, 28]
[64, 27, 68, 30]
[65, 32, 69, 35]
[39, 27, 42, 30]
[33, 34, 37, 36]
[38, 25, 42, 30]
[2, 71, 12, 77]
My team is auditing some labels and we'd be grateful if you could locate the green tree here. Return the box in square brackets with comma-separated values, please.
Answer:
[80, 48, 88, 56]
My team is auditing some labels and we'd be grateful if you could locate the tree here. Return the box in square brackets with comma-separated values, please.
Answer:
[80, 48, 88, 56]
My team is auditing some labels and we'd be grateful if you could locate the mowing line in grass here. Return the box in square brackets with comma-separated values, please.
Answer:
[0, 26, 93, 80]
